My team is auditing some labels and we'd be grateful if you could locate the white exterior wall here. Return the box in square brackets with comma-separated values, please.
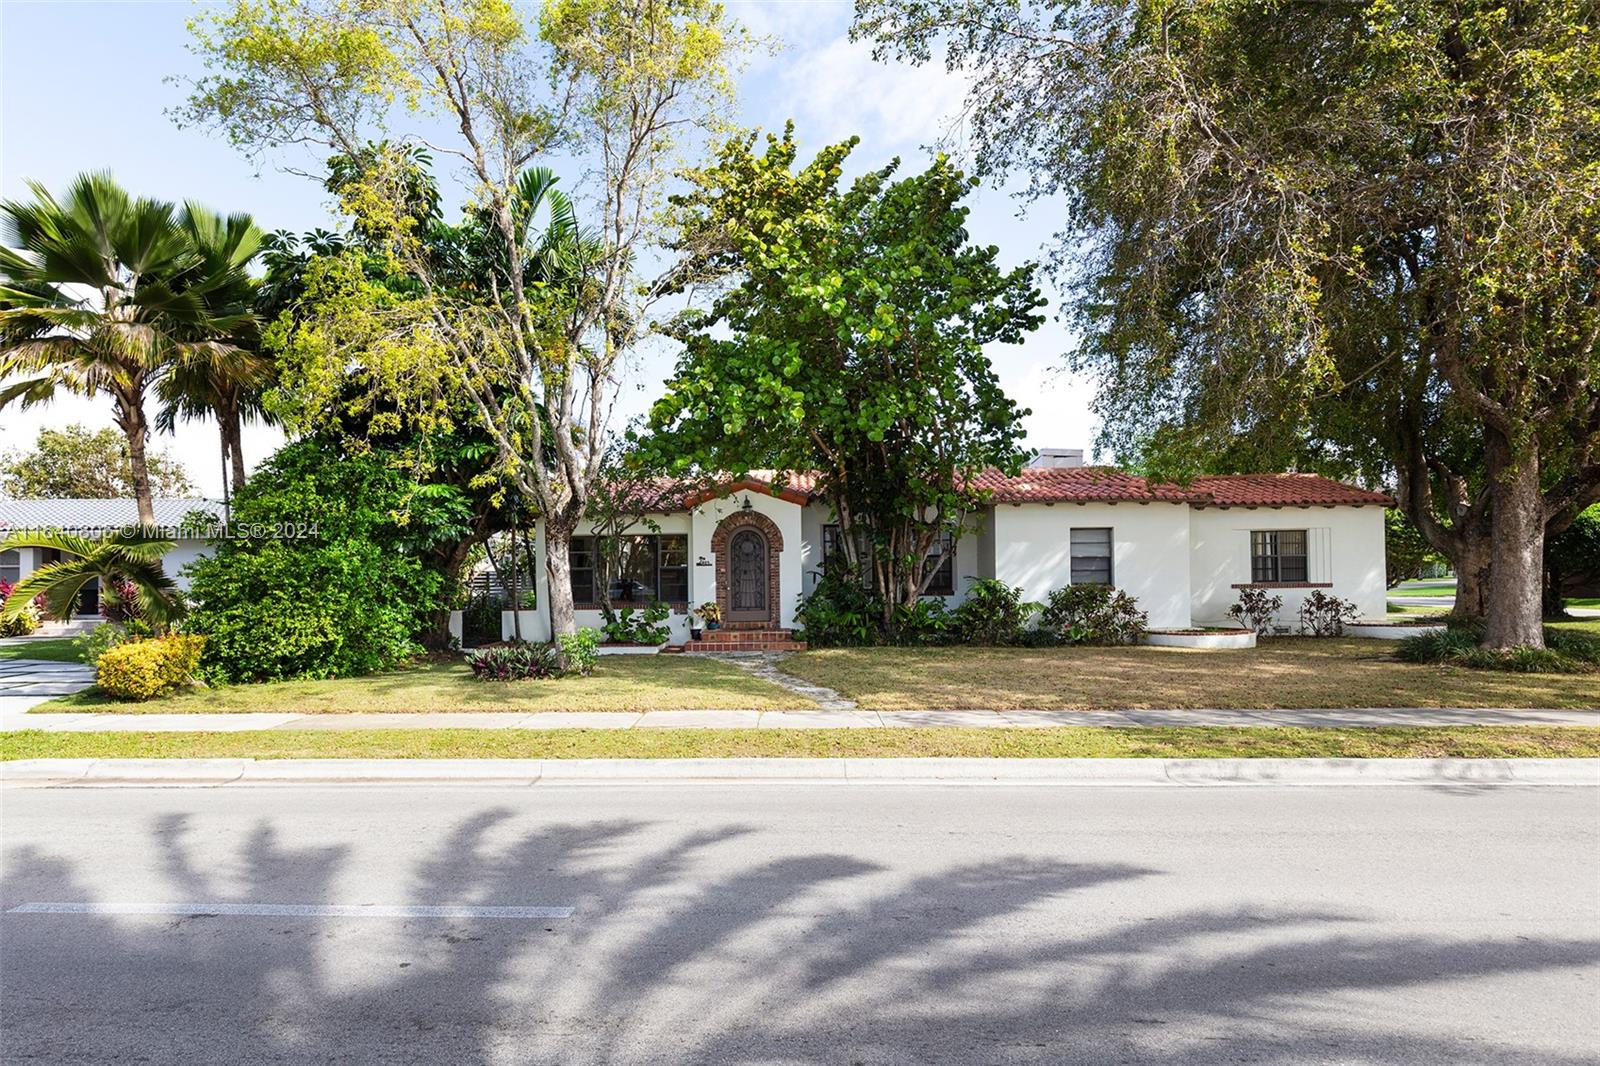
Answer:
[990, 503, 1194, 629]
[9, 539, 212, 606]
[166, 540, 212, 591]
[1188, 506, 1387, 628]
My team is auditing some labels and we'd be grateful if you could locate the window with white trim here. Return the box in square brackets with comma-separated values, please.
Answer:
[0, 549, 19, 586]
[1069, 528, 1113, 585]
[1250, 529, 1309, 583]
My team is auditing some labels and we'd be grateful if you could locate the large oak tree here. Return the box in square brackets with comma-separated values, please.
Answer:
[856, 0, 1600, 648]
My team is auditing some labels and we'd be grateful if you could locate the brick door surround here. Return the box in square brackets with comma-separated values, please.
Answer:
[710, 511, 785, 628]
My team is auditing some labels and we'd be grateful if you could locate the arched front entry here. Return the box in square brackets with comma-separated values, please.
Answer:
[727, 529, 769, 621]
[710, 510, 785, 628]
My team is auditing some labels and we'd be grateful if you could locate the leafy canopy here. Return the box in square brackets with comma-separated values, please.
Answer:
[650, 128, 1043, 613]
[1, 425, 194, 499]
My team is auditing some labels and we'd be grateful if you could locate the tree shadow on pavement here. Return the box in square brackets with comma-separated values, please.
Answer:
[2, 806, 1596, 1065]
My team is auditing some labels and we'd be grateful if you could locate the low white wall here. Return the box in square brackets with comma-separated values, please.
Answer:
[990, 503, 1193, 629]
[1188, 506, 1387, 628]
[501, 609, 553, 643]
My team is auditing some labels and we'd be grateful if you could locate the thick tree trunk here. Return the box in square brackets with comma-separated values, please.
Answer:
[544, 519, 578, 638]
[1481, 432, 1547, 650]
[1449, 530, 1494, 620]
[117, 386, 156, 527]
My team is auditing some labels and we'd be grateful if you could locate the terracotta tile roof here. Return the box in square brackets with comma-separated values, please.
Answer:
[1187, 473, 1394, 508]
[654, 469, 1391, 509]
[973, 467, 1196, 503]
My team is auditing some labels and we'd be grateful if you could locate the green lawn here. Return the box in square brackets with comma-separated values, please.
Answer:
[1388, 582, 1458, 598]
[779, 636, 1600, 711]
[38, 657, 813, 713]
[1565, 597, 1600, 610]
[3, 726, 1596, 761]
[0, 637, 83, 663]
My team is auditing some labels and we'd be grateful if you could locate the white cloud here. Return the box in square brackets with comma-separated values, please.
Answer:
[774, 36, 973, 156]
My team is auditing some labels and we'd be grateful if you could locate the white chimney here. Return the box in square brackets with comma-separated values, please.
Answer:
[1028, 448, 1085, 469]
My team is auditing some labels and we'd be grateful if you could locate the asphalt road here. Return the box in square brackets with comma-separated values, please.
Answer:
[3, 783, 1598, 1064]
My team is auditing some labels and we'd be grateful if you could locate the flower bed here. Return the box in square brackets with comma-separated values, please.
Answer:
[1347, 619, 1447, 640]
[1142, 629, 1256, 649]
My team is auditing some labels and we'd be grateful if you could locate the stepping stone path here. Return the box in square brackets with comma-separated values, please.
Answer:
[711, 651, 858, 710]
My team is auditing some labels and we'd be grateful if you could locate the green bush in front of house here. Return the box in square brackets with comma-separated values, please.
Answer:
[1038, 584, 1148, 645]
[184, 442, 457, 684]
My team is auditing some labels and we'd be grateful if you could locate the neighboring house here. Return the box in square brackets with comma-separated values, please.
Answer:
[505, 453, 1393, 648]
[0, 497, 225, 615]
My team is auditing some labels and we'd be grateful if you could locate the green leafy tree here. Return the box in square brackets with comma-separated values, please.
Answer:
[181, 0, 748, 636]
[184, 439, 471, 682]
[1545, 505, 1599, 616]
[0, 527, 184, 630]
[0, 425, 194, 499]
[649, 129, 1043, 628]
[855, 0, 1600, 649]
[1385, 510, 1440, 589]
[0, 174, 259, 525]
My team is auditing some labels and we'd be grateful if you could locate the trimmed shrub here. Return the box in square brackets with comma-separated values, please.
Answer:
[949, 579, 1037, 645]
[1297, 590, 1359, 637]
[558, 628, 600, 676]
[1227, 587, 1284, 635]
[1039, 585, 1148, 645]
[95, 634, 205, 701]
[467, 641, 560, 681]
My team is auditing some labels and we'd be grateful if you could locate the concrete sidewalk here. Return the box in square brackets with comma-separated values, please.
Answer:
[2, 704, 1595, 732]
[5, 755, 1597, 787]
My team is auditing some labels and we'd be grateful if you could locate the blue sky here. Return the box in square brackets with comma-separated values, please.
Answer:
[0, 0, 1097, 496]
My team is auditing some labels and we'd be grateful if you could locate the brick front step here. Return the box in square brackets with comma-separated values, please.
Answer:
[684, 641, 807, 653]
[694, 628, 796, 641]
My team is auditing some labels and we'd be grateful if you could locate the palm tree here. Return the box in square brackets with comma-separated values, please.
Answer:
[0, 173, 258, 525]
[157, 206, 270, 507]
[0, 528, 183, 631]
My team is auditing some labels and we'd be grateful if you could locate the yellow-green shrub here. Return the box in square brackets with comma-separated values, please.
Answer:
[95, 635, 206, 701]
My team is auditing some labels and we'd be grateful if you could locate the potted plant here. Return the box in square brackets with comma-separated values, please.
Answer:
[697, 601, 722, 631]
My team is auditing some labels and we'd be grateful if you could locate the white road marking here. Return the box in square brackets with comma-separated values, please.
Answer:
[5, 902, 574, 919]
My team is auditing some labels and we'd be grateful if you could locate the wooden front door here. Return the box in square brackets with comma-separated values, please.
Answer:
[727, 528, 769, 621]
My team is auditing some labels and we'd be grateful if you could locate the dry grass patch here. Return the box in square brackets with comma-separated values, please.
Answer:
[780, 638, 1600, 710]
[3, 726, 1598, 761]
[37, 657, 814, 714]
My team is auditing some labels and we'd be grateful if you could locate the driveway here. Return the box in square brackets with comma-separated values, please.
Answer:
[0, 659, 95, 717]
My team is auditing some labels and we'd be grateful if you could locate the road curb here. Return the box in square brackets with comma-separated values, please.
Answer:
[3, 757, 1597, 787]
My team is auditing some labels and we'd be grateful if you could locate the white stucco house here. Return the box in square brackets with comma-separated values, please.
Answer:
[503, 454, 1393, 649]
[0, 497, 225, 617]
